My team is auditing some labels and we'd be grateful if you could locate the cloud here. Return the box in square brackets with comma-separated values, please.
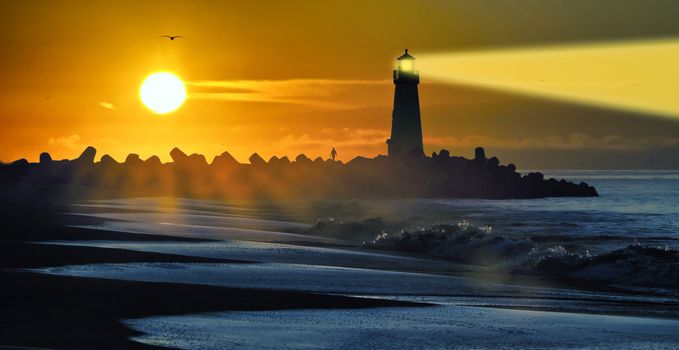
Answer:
[47, 135, 121, 156]
[98, 101, 116, 110]
[274, 128, 389, 149]
[425, 133, 679, 151]
[187, 79, 389, 109]
[48, 134, 81, 151]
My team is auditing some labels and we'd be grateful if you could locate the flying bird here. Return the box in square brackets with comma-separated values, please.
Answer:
[160, 35, 186, 41]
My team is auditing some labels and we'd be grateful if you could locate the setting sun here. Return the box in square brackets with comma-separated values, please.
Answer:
[140, 72, 187, 114]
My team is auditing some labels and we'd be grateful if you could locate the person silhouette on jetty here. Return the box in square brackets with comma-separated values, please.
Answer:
[331, 147, 337, 161]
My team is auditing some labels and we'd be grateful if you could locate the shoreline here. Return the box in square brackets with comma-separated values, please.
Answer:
[3, 194, 679, 349]
[0, 206, 424, 349]
[0, 269, 424, 350]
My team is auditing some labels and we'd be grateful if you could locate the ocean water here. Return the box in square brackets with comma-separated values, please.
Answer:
[366, 170, 679, 249]
[451, 170, 679, 240]
[72, 170, 679, 248]
[37, 170, 679, 349]
[56, 170, 679, 293]
[354, 170, 679, 292]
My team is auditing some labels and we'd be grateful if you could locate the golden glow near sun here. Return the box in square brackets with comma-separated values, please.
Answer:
[140, 72, 187, 114]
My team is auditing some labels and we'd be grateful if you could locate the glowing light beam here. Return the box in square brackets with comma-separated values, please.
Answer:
[418, 39, 679, 118]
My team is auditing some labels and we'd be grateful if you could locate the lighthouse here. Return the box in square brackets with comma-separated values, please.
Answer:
[387, 49, 424, 157]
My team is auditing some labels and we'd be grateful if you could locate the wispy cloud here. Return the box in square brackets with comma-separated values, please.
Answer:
[275, 128, 389, 149]
[46, 135, 121, 158]
[187, 79, 388, 109]
[98, 101, 116, 110]
[425, 133, 679, 151]
[48, 134, 81, 150]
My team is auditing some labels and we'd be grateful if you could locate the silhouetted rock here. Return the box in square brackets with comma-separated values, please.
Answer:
[170, 147, 188, 163]
[488, 157, 500, 168]
[11, 158, 29, 167]
[0, 146, 598, 199]
[526, 172, 545, 182]
[39, 152, 52, 164]
[249, 153, 266, 166]
[265, 155, 290, 166]
[295, 154, 311, 163]
[77, 146, 97, 164]
[347, 156, 370, 165]
[125, 154, 142, 165]
[100, 154, 118, 166]
[432, 149, 451, 164]
[212, 151, 239, 167]
[145, 155, 162, 166]
[188, 154, 208, 166]
[268, 156, 280, 165]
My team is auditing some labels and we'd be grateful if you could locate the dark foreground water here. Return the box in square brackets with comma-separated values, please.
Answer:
[35, 170, 679, 349]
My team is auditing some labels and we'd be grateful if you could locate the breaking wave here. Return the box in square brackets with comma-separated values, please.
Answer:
[363, 221, 535, 265]
[525, 244, 679, 290]
[363, 222, 679, 290]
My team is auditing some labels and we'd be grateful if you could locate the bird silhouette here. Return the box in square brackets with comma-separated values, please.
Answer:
[160, 35, 186, 40]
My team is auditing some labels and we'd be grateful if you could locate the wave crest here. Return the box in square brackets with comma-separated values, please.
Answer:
[363, 222, 679, 290]
[363, 221, 535, 265]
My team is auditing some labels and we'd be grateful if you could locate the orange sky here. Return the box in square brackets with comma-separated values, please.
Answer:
[2, 1, 679, 168]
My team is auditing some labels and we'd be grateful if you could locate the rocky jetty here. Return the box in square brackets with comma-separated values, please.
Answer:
[0, 146, 597, 199]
